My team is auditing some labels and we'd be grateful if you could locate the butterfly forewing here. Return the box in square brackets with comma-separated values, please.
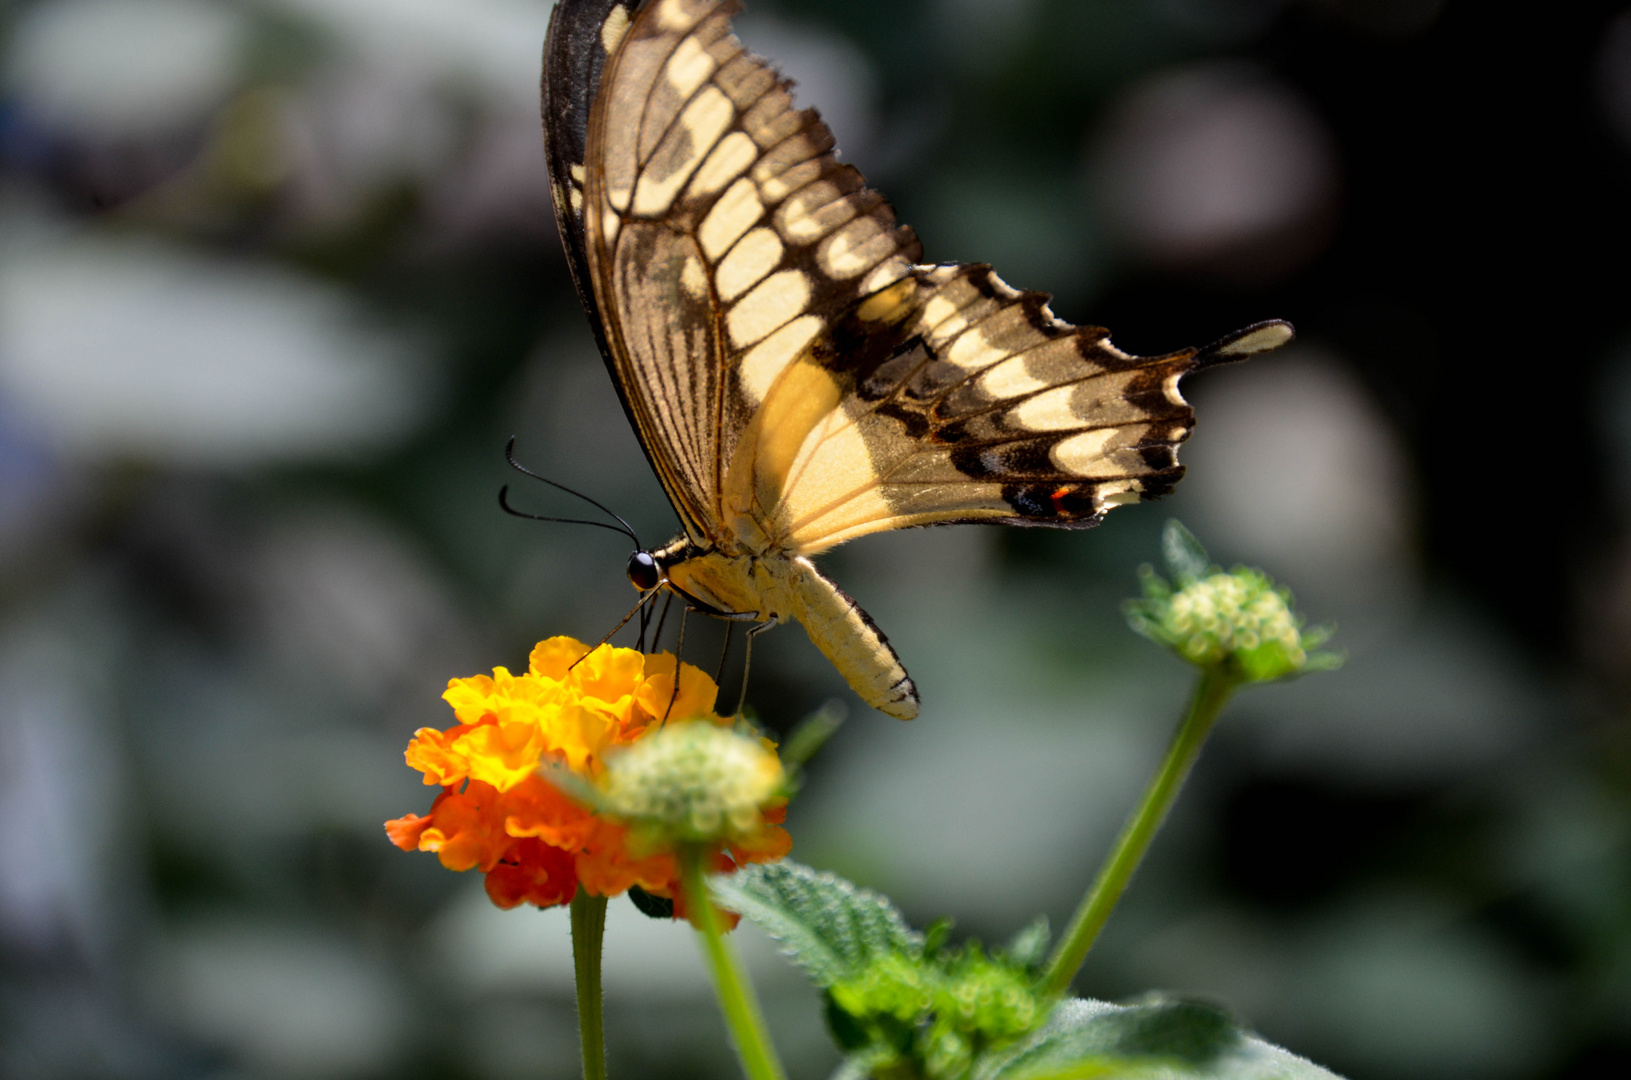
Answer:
[577, 0, 921, 546]
[543, 0, 668, 505]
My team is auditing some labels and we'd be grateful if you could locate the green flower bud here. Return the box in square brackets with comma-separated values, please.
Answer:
[1126, 521, 1341, 683]
[598, 720, 786, 844]
[828, 944, 1042, 1080]
[830, 952, 934, 1023]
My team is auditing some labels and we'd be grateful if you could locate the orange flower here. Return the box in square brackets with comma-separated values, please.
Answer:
[386, 637, 789, 912]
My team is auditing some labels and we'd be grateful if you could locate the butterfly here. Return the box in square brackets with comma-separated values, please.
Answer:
[540, 0, 1292, 720]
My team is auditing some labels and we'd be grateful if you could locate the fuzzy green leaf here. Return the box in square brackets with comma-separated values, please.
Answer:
[977, 996, 1345, 1080]
[829, 1053, 888, 1080]
[1161, 520, 1213, 586]
[1003, 915, 1051, 972]
[711, 860, 922, 987]
[923, 916, 954, 957]
[1136, 563, 1174, 601]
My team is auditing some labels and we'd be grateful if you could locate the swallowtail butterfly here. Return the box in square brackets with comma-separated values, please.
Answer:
[542, 0, 1292, 720]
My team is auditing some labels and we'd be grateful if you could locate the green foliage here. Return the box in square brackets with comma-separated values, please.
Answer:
[1160, 520, 1212, 587]
[712, 860, 922, 988]
[975, 996, 1344, 1080]
[1126, 521, 1342, 684]
[720, 862, 1346, 1080]
[717, 862, 1044, 1079]
[923, 917, 955, 957]
[1002, 916, 1051, 973]
[830, 942, 1044, 1080]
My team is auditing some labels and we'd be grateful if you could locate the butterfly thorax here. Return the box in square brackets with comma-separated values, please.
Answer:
[654, 535, 784, 620]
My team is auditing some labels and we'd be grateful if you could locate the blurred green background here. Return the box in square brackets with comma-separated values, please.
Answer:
[3, 1, 1630, 1078]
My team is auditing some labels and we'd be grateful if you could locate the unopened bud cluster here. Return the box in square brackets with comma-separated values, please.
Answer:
[599, 720, 785, 843]
[1167, 570, 1303, 669]
[1127, 523, 1339, 684]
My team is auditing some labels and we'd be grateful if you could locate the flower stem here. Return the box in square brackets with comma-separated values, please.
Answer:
[571, 891, 609, 1080]
[1039, 664, 1238, 998]
[679, 845, 788, 1080]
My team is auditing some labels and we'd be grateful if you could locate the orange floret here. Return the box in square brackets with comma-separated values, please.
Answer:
[573, 817, 681, 898]
[397, 782, 512, 872]
[502, 774, 600, 852]
[403, 722, 483, 787]
[485, 838, 578, 910]
[729, 803, 793, 864]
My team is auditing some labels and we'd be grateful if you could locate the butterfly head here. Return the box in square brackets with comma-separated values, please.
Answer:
[626, 536, 697, 595]
[627, 550, 661, 592]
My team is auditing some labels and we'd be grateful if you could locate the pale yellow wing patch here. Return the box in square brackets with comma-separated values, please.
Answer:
[582, 0, 919, 543]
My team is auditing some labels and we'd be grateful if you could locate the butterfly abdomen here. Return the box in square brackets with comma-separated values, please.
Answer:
[781, 557, 918, 721]
[652, 541, 918, 720]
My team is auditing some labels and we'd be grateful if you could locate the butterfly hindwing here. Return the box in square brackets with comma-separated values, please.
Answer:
[754, 275, 1301, 554]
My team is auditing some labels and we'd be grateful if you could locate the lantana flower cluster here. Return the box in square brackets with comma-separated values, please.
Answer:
[386, 636, 791, 912]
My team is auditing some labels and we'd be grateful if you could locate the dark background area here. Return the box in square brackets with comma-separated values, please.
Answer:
[2, 1, 1630, 1079]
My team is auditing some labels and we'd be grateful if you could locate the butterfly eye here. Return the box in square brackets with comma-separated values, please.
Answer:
[627, 551, 660, 592]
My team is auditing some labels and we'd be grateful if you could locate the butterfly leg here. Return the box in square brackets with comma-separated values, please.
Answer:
[708, 609, 770, 716]
[714, 621, 735, 688]
[658, 584, 760, 721]
[663, 606, 689, 723]
[572, 589, 660, 671]
[637, 588, 654, 651]
[734, 618, 778, 718]
[651, 591, 675, 652]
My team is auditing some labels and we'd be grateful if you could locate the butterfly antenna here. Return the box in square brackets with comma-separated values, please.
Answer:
[503, 437, 643, 547]
[499, 486, 641, 541]
[568, 590, 659, 672]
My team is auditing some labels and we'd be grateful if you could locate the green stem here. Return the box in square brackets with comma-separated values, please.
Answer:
[680, 844, 788, 1080]
[571, 891, 609, 1080]
[1039, 665, 1239, 998]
